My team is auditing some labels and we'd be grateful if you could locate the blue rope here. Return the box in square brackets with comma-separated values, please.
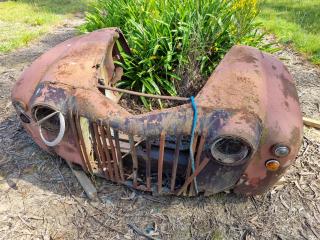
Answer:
[190, 96, 199, 194]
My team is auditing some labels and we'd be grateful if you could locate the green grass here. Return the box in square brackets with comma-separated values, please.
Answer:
[259, 0, 320, 65]
[0, 0, 91, 53]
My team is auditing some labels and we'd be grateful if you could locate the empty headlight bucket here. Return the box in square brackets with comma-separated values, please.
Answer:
[210, 136, 251, 165]
[32, 105, 66, 147]
[33, 105, 60, 131]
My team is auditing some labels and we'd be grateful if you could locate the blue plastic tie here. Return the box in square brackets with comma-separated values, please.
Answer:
[190, 96, 199, 194]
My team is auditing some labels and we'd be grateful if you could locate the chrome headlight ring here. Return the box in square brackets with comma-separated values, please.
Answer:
[39, 112, 65, 147]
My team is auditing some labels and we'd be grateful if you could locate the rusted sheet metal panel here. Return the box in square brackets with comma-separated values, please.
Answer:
[11, 28, 302, 196]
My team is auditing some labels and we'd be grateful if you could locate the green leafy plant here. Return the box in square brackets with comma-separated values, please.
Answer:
[81, 0, 270, 109]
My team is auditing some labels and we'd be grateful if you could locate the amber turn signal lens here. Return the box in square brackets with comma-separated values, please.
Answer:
[265, 159, 280, 171]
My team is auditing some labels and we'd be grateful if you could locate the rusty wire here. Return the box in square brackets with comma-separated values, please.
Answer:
[97, 84, 190, 101]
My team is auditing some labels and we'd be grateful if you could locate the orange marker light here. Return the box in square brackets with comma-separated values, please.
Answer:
[265, 159, 280, 171]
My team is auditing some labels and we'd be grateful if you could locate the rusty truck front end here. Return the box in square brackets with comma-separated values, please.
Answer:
[11, 28, 303, 196]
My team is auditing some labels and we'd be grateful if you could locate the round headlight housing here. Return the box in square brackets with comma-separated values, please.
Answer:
[210, 136, 251, 165]
[33, 105, 60, 132]
[32, 105, 66, 147]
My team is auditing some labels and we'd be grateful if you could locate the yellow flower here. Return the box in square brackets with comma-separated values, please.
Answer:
[232, 0, 257, 15]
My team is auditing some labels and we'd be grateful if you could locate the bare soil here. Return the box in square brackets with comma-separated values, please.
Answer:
[0, 19, 320, 240]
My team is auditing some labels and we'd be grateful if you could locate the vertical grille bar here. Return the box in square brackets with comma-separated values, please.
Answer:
[146, 137, 152, 191]
[91, 122, 104, 175]
[74, 113, 93, 173]
[69, 111, 89, 172]
[170, 134, 182, 192]
[158, 131, 166, 193]
[114, 130, 125, 181]
[195, 131, 207, 168]
[94, 123, 112, 178]
[99, 123, 114, 181]
[129, 134, 138, 188]
[104, 125, 120, 183]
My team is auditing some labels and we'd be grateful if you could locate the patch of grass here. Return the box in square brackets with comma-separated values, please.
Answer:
[0, 0, 91, 53]
[82, 0, 271, 109]
[259, 0, 320, 65]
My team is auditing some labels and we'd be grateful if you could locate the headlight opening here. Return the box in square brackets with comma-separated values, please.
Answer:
[210, 136, 251, 165]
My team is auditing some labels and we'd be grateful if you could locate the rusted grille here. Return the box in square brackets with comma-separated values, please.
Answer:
[70, 113, 209, 196]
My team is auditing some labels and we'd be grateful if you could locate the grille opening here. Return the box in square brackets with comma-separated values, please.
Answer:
[33, 106, 60, 132]
[211, 136, 251, 164]
[120, 135, 192, 191]
[137, 156, 188, 189]
[75, 119, 206, 195]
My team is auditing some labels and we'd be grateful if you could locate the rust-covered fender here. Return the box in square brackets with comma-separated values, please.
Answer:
[199, 46, 302, 195]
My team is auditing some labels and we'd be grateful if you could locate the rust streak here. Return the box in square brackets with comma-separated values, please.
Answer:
[129, 134, 138, 188]
[158, 131, 166, 193]
[177, 158, 210, 196]
[170, 134, 182, 192]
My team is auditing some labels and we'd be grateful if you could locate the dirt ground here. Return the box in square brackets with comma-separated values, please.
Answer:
[0, 18, 319, 240]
